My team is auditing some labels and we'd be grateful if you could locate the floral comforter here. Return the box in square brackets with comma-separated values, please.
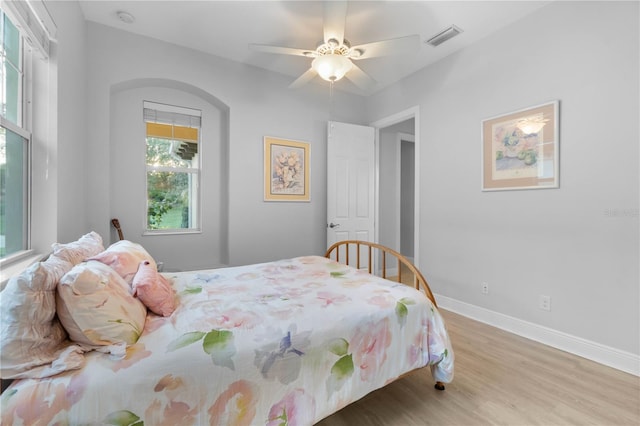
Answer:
[1, 256, 454, 425]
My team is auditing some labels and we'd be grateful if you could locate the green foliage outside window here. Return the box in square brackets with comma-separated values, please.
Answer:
[146, 137, 197, 230]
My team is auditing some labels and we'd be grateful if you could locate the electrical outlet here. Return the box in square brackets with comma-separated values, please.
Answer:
[539, 295, 551, 311]
[481, 282, 489, 295]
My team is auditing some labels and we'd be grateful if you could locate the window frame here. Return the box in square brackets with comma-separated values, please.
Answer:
[0, 7, 32, 266]
[143, 101, 202, 236]
[0, 116, 32, 265]
[0, 1, 55, 287]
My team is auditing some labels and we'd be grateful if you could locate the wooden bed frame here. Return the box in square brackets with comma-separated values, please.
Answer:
[325, 240, 438, 307]
[325, 240, 446, 390]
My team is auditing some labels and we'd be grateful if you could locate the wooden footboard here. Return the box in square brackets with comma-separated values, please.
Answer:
[324, 240, 438, 308]
[325, 240, 446, 391]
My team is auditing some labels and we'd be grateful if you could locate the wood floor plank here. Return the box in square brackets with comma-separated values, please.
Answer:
[317, 309, 640, 425]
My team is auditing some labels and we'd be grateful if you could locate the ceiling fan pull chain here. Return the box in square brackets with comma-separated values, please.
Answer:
[329, 80, 335, 122]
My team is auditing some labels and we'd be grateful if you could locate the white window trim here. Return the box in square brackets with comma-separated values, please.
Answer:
[143, 101, 202, 235]
[146, 165, 199, 174]
[0, 116, 30, 140]
[0, 2, 54, 283]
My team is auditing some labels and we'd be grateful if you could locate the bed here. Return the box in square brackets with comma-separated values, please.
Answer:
[0, 234, 453, 425]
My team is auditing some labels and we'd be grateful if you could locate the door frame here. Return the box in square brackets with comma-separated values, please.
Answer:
[370, 106, 420, 268]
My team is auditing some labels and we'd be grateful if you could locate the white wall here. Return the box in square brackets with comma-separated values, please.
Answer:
[110, 85, 228, 271]
[30, 0, 87, 252]
[85, 23, 367, 268]
[52, 1, 88, 243]
[366, 1, 639, 358]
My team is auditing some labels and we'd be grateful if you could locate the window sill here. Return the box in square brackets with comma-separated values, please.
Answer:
[142, 229, 202, 236]
[0, 251, 45, 291]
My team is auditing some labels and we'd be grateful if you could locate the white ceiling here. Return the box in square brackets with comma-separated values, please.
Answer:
[78, 1, 551, 96]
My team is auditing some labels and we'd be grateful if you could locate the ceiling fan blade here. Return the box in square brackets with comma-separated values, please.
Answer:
[323, 1, 347, 45]
[289, 68, 317, 89]
[249, 43, 315, 57]
[344, 63, 376, 91]
[350, 35, 420, 60]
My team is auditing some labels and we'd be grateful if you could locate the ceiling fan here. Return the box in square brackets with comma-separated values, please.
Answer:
[249, 1, 420, 91]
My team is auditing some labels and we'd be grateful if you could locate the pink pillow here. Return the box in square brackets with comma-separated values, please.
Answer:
[132, 260, 176, 317]
[89, 240, 157, 285]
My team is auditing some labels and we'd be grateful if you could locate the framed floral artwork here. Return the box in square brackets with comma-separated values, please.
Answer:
[482, 100, 559, 191]
[264, 137, 310, 202]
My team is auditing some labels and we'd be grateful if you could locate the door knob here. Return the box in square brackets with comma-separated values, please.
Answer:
[328, 222, 340, 228]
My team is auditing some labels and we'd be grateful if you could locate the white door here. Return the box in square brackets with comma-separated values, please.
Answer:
[327, 121, 376, 265]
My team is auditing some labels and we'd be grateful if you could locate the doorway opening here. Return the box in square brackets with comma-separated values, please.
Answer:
[371, 107, 419, 266]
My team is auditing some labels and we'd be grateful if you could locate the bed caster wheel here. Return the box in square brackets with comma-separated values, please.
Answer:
[434, 382, 445, 391]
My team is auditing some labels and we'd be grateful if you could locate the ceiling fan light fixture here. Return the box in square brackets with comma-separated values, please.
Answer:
[312, 54, 353, 82]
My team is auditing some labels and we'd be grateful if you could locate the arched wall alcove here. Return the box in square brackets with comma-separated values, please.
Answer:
[108, 78, 230, 270]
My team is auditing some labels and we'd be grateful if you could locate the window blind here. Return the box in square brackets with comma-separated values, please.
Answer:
[2, 0, 56, 59]
[143, 101, 201, 127]
[143, 101, 201, 142]
[146, 122, 198, 143]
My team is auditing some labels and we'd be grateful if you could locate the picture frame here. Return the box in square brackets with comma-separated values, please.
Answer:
[481, 100, 559, 191]
[264, 136, 310, 202]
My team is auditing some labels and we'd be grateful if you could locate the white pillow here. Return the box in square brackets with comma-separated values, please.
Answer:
[0, 256, 85, 379]
[57, 261, 147, 347]
[51, 231, 104, 265]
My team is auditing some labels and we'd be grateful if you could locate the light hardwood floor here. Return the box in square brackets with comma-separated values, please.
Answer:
[317, 309, 640, 425]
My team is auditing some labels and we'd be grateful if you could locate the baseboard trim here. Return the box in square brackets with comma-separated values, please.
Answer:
[435, 294, 640, 377]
